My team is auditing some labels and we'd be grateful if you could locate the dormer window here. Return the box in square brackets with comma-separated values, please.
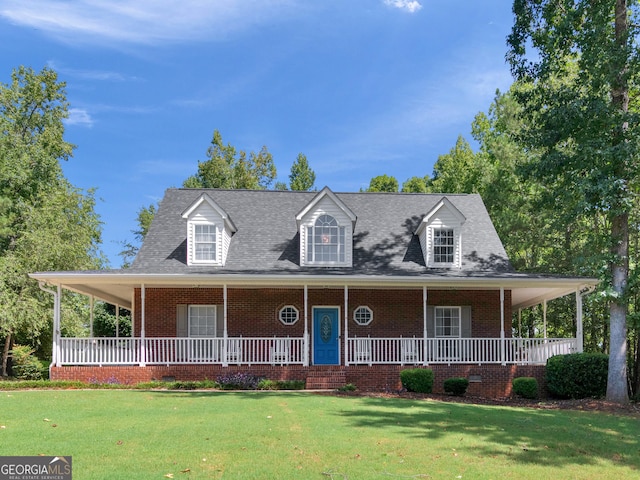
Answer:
[296, 187, 357, 267]
[194, 224, 216, 262]
[433, 228, 454, 264]
[307, 215, 346, 263]
[416, 197, 466, 269]
[182, 193, 236, 267]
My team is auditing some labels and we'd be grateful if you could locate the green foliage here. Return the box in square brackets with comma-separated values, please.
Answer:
[337, 383, 357, 392]
[92, 302, 132, 337]
[365, 174, 398, 192]
[9, 344, 42, 380]
[400, 368, 434, 393]
[430, 136, 483, 194]
[401, 176, 430, 193]
[546, 353, 609, 399]
[257, 379, 306, 390]
[512, 377, 538, 399]
[183, 129, 276, 190]
[289, 153, 315, 191]
[443, 377, 469, 396]
[0, 66, 103, 373]
[508, 0, 640, 403]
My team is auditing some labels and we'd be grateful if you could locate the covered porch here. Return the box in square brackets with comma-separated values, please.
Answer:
[31, 272, 598, 372]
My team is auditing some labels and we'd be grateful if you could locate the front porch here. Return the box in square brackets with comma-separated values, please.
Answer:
[55, 335, 576, 367]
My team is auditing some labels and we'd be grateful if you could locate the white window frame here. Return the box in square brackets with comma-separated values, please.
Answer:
[434, 306, 461, 338]
[192, 223, 217, 263]
[432, 227, 455, 264]
[278, 305, 299, 325]
[188, 305, 217, 337]
[306, 214, 346, 265]
[353, 306, 373, 326]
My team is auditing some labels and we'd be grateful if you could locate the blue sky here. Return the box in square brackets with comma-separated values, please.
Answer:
[0, 0, 515, 268]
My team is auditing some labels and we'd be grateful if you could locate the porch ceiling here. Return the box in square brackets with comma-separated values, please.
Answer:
[30, 271, 598, 311]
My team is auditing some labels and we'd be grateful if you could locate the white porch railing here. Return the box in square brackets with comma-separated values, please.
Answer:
[345, 337, 577, 366]
[58, 337, 306, 366]
[57, 336, 576, 366]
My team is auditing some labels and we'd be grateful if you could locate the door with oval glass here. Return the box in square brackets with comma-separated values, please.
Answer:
[312, 307, 340, 365]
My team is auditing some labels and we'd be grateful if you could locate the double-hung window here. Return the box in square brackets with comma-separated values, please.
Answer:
[433, 228, 455, 264]
[306, 214, 345, 264]
[188, 305, 217, 337]
[194, 224, 216, 262]
[435, 307, 461, 337]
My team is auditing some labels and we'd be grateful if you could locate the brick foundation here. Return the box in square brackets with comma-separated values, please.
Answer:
[50, 363, 546, 399]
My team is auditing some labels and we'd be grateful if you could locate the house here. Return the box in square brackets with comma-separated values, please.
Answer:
[30, 187, 598, 397]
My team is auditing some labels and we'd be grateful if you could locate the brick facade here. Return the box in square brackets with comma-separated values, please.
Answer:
[50, 364, 545, 399]
[51, 287, 525, 398]
[133, 287, 513, 340]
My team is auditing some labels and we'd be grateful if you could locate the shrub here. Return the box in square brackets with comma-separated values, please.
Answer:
[546, 352, 608, 399]
[337, 383, 357, 392]
[257, 379, 278, 390]
[216, 373, 263, 390]
[10, 345, 43, 380]
[512, 377, 538, 399]
[443, 377, 469, 396]
[257, 379, 305, 390]
[400, 368, 434, 393]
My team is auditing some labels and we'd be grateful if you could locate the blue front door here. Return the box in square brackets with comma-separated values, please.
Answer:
[313, 308, 340, 365]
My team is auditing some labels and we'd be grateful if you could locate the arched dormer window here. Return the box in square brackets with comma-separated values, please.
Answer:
[306, 214, 346, 264]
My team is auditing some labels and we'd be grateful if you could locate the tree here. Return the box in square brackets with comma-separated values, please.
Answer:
[508, 1, 640, 402]
[183, 130, 276, 190]
[430, 136, 484, 194]
[289, 153, 316, 191]
[401, 176, 431, 193]
[365, 174, 399, 192]
[118, 204, 156, 268]
[0, 66, 102, 374]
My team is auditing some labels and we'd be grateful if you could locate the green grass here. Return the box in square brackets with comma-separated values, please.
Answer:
[0, 390, 638, 479]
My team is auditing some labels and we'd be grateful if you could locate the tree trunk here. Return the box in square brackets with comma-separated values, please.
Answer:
[607, 212, 629, 403]
[2, 332, 12, 377]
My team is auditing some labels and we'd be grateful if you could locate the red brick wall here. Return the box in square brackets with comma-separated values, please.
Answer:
[133, 287, 513, 339]
[50, 363, 545, 399]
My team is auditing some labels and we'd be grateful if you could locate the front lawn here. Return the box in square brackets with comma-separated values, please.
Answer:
[0, 390, 638, 479]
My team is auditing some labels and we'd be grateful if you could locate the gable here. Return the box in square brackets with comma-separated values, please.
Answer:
[417, 197, 467, 269]
[181, 194, 236, 266]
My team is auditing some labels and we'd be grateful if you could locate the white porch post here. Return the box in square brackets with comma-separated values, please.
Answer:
[139, 284, 146, 366]
[222, 284, 228, 367]
[543, 299, 548, 340]
[303, 285, 309, 367]
[500, 287, 505, 365]
[576, 288, 584, 353]
[518, 308, 522, 338]
[39, 282, 62, 368]
[344, 285, 349, 366]
[130, 290, 135, 339]
[89, 295, 94, 337]
[115, 304, 120, 338]
[55, 285, 61, 367]
[423, 286, 428, 366]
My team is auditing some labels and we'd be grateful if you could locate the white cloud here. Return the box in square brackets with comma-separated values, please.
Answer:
[383, 0, 423, 14]
[0, 0, 298, 46]
[65, 108, 93, 127]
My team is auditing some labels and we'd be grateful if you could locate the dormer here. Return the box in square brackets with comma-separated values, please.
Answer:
[181, 193, 237, 266]
[296, 187, 357, 267]
[416, 197, 466, 269]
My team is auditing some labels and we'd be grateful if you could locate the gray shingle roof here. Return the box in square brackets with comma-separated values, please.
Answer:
[130, 188, 513, 277]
